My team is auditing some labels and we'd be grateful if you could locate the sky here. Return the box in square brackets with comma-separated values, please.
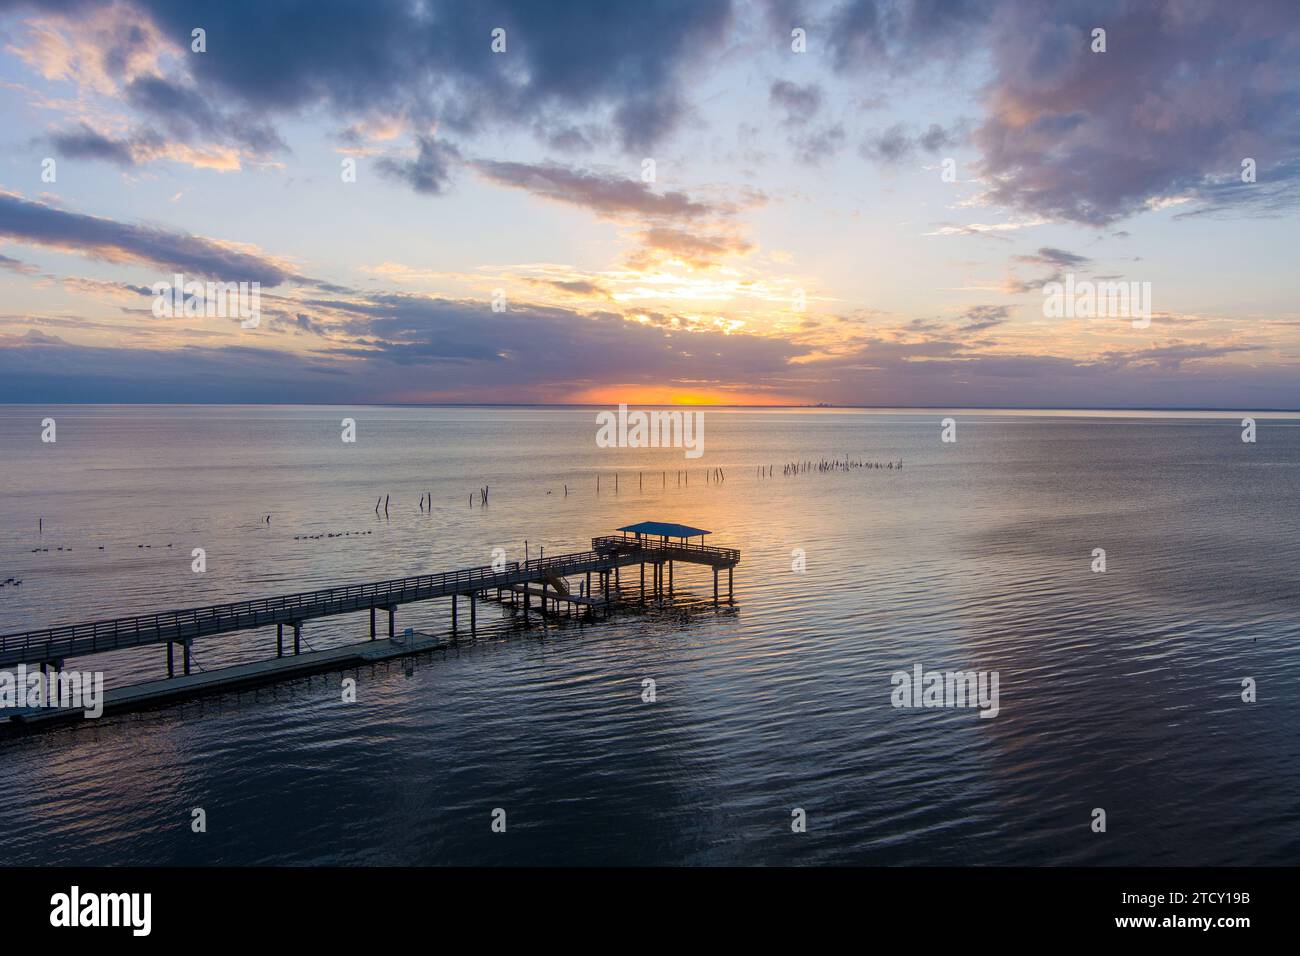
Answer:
[0, 0, 1298, 407]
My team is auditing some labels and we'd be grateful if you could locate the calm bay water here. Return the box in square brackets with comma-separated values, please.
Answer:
[0, 405, 1297, 865]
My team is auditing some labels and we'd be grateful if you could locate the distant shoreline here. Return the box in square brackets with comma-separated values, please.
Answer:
[1, 402, 1298, 414]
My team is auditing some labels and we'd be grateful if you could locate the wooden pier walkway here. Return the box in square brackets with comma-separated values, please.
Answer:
[4, 626, 492, 731]
[0, 532, 739, 674]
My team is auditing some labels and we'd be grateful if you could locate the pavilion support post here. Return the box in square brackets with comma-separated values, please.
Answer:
[294, 622, 302, 655]
[640, 563, 645, 603]
[728, 567, 734, 603]
[713, 569, 719, 605]
[669, 560, 674, 596]
[276, 623, 283, 658]
[388, 607, 395, 639]
[370, 607, 376, 641]
[183, 640, 191, 675]
[167, 641, 175, 677]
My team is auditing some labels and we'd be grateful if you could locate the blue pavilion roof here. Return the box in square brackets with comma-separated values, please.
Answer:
[617, 521, 711, 538]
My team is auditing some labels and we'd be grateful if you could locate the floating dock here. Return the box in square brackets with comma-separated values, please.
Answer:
[1, 525, 739, 731]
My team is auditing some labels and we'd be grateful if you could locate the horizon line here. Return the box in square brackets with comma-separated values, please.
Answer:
[2, 402, 1298, 413]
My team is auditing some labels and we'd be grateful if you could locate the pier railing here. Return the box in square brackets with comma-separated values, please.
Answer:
[0, 537, 739, 667]
[591, 536, 740, 565]
[0, 551, 627, 666]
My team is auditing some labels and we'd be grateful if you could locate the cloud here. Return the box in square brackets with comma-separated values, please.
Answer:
[0, 192, 301, 285]
[860, 120, 962, 163]
[45, 122, 250, 171]
[4, 0, 170, 95]
[1, 287, 1293, 407]
[292, 313, 326, 336]
[767, 80, 845, 164]
[959, 304, 1010, 332]
[48, 123, 136, 165]
[860, 123, 912, 163]
[524, 277, 610, 298]
[769, 80, 823, 122]
[123, 74, 286, 155]
[1003, 246, 1090, 293]
[824, 0, 992, 75]
[0, 252, 39, 274]
[471, 159, 720, 219]
[10, 0, 734, 165]
[917, 122, 957, 152]
[1095, 342, 1259, 372]
[296, 290, 807, 392]
[972, 0, 1300, 224]
[377, 135, 462, 195]
[1014, 247, 1090, 269]
[632, 225, 754, 268]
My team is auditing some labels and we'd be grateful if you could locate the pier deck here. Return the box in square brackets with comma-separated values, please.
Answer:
[5, 630, 461, 730]
[0, 534, 740, 670]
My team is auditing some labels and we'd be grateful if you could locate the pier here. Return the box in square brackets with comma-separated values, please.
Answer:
[1, 525, 738, 727]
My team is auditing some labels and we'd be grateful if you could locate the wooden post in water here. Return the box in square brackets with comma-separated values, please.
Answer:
[451, 594, 458, 632]
[713, 569, 719, 605]
[387, 607, 394, 639]
[294, 622, 302, 655]
[277, 623, 284, 657]
[183, 640, 191, 675]
[369, 607, 376, 641]
[167, 641, 175, 676]
[728, 567, 734, 603]
[470, 593, 476, 633]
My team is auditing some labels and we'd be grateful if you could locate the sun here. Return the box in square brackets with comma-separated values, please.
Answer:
[566, 385, 799, 406]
